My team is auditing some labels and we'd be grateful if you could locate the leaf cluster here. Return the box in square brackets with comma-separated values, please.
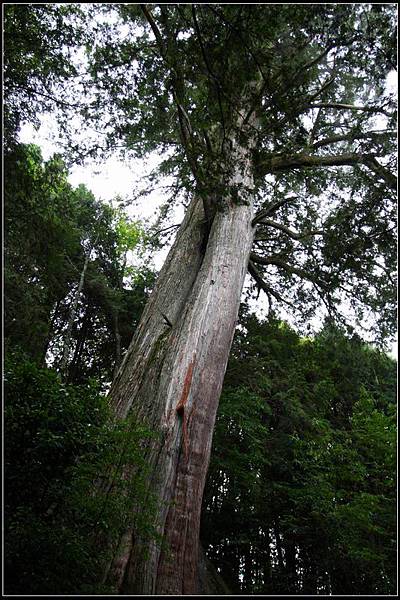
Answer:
[4, 142, 155, 386]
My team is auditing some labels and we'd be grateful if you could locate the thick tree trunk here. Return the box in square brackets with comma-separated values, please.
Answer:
[106, 142, 255, 594]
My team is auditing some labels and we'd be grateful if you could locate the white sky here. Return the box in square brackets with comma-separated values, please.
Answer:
[20, 120, 165, 222]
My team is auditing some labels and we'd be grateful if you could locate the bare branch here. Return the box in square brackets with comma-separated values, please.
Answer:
[255, 219, 323, 241]
[308, 102, 392, 117]
[248, 260, 295, 307]
[257, 151, 397, 190]
[150, 223, 181, 238]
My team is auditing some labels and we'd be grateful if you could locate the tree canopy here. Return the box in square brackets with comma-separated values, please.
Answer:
[5, 3, 396, 342]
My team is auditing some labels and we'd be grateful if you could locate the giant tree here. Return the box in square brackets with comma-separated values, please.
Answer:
[6, 3, 397, 595]
[84, 4, 398, 594]
[87, 5, 397, 594]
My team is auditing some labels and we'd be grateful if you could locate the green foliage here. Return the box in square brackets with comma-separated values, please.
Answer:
[202, 310, 397, 595]
[4, 142, 154, 386]
[4, 352, 159, 594]
[114, 209, 145, 256]
[4, 143, 84, 361]
[3, 3, 89, 148]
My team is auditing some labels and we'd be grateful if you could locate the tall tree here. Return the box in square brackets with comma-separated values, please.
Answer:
[5, 4, 397, 594]
[4, 142, 152, 388]
[88, 5, 396, 594]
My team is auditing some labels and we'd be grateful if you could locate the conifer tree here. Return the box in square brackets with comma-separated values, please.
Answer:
[4, 4, 396, 594]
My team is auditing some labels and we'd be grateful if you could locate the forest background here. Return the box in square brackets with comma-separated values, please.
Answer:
[3, 3, 398, 596]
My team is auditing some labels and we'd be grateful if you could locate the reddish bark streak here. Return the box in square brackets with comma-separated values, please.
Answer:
[176, 355, 196, 459]
[176, 356, 196, 414]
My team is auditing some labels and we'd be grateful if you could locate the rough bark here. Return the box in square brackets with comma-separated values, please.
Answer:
[113, 312, 122, 378]
[105, 140, 256, 594]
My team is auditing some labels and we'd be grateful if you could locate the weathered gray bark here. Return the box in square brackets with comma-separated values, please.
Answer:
[106, 137, 256, 594]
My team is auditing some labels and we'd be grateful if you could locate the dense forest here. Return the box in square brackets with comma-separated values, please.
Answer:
[3, 3, 397, 596]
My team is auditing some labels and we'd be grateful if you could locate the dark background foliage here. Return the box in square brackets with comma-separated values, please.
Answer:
[201, 310, 397, 595]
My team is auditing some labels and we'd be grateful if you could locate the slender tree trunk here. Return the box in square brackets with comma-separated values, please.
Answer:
[106, 139, 256, 594]
[58, 251, 90, 379]
[243, 544, 253, 592]
[113, 253, 127, 378]
[284, 539, 297, 593]
[68, 305, 92, 383]
[197, 543, 231, 595]
[274, 526, 285, 574]
[41, 298, 61, 367]
[262, 528, 272, 593]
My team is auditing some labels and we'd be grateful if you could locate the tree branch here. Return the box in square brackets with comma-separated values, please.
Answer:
[362, 156, 398, 190]
[308, 102, 392, 117]
[191, 5, 226, 145]
[311, 130, 397, 150]
[307, 75, 336, 104]
[254, 219, 323, 241]
[308, 107, 323, 146]
[250, 253, 328, 289]
[252, 196, 298, 226]
[150, 223, 181, 238]
[140, 4, 204, 196]
[12, 83, 85, 109]
[248, 260, 294, 307]
[256, 151, 397, 190]
[294, 44, 334, 77]
[140, 4, 165, 54]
